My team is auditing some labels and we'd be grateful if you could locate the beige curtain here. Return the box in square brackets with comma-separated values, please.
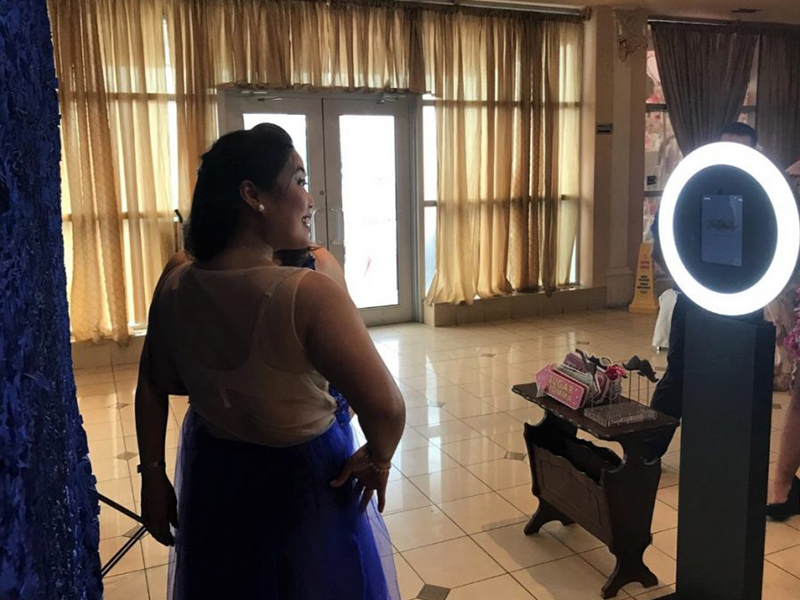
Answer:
[423, 10, 582, 303]
[652, 22, 757, 154]
[551, 25, 583, 288]
[757, 32, 800, 170]
[53, 0, 583, 330]
[167, 0, 424, 219]
[51, 0, 175, 342]
[168, 0, 217, 219]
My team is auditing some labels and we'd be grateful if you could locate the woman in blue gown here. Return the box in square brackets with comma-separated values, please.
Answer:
[135, 124, 404, 600]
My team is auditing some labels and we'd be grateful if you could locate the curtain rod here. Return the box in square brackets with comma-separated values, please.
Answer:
[396, 0, 587, 17]
[649, 14, 800, 32]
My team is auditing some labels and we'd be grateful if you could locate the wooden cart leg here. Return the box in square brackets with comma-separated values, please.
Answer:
[601, 545, 658, 599]
[524, 499, 575, 535]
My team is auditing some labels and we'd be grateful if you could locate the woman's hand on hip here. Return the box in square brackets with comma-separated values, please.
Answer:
[330, 445, 391, 513]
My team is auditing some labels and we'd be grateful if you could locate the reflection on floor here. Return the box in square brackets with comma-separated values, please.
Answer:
[76, 309, 800, 599]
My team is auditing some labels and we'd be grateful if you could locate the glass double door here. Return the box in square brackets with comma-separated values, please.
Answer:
[221, 93, 414, 325]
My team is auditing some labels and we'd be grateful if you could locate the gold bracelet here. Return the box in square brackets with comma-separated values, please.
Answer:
[364, 446, 392, 474]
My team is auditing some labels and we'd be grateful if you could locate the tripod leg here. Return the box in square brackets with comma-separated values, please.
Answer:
[100, 526, 148, 578]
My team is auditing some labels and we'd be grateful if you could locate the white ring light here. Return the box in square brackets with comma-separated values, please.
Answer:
[659, 142, 800, 316]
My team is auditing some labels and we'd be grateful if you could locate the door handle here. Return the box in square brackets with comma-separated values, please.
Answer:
[329, 207, 344, 245]
[311, 207, 326, 246]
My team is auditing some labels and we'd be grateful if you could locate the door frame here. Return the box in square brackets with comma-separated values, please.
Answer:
[321, 97, 414, 326]
[217, 89, 423, 324]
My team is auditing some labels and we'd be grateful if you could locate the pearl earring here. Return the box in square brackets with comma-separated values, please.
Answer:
[257, 204, 265, 213]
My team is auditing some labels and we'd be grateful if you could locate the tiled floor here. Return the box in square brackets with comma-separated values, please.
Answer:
[76, 309, 800, 599]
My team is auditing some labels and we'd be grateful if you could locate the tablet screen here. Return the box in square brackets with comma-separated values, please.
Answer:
[701, 194, 744, 267]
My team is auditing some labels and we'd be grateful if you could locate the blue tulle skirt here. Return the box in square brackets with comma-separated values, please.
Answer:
[167, 406, 399, 600]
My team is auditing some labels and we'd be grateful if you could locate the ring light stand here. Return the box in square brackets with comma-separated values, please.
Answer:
[658, 143, 799, 600]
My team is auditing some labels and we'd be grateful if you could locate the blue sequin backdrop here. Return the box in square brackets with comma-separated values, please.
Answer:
[0, 1, 102, 597]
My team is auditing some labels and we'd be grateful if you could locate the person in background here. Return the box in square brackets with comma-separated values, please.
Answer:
[135, 124, 404, 599]
[646, 122, 759, 460]
[768, 155, 800, 520]
[763, 157, 800, 393]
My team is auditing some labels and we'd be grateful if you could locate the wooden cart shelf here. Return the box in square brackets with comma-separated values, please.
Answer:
[512, 383, 679, 599]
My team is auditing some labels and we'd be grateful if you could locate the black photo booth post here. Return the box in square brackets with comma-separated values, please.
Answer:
[656, 143, 800, 600]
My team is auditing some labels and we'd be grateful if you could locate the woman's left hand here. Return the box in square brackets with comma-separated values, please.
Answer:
[330, 445, 391, 513]
[140, 470, 179, 546]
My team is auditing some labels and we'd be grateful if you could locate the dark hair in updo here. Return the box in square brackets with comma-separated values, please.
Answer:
[185, 124, 294, 261]
[720, 122, 758, 148]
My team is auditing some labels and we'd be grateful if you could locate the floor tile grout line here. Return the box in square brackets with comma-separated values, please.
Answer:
[509, 561, 635, 599]
[392, 495, 532, 554]
[506, 569, 561, 600]
[416, 551, 539, 597]
[402, 535, 512, 592]
[427, 437, 509, 469]
[398, 441, 531, 506]
[396, 532, 470, 555]
[140, 564, 155, 600]
[764, 537, 800, 556]
[392, 462, 462, 480]
[463, 529, 580, 570]
[765, 557, 800, 583]
[394, 551, 430, 597]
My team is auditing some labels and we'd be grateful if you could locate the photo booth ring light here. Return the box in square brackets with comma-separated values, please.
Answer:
[659, 142, 800, 316]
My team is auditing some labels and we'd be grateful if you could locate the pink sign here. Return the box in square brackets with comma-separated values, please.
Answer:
[535, 365, 588, 410]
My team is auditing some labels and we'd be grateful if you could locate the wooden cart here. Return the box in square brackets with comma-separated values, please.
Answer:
[513, 383, 679, 599]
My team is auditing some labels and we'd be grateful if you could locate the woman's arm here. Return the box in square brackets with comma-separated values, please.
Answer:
[295, 272, 403, 460]
[310, 247, 356, 418]
[294, 271, 405, 510]
[135, 343, 177, 545]
[137, 252, 190, 468]
[135, 252, 190, 545]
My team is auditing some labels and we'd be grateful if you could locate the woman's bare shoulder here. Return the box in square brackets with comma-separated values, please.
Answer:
[151, 251, 192, 300]
[164, 250, 192, 275]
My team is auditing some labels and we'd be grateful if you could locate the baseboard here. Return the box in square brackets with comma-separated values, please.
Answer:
[423, 287, 608, 327]
[71, 335, 145, 370]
